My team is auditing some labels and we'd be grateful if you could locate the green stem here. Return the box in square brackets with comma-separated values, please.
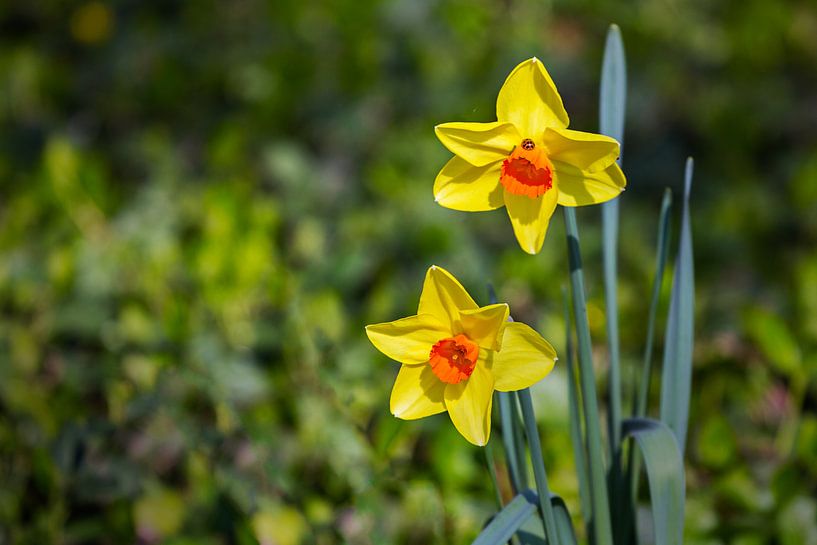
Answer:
[517, 388, 560, 545]
[563, 287, 593, 536]
[499, 391, 526, 493]
[563, 207, 613, 545]
[490, 283, 529, 495]
[484, 437, 504, 509]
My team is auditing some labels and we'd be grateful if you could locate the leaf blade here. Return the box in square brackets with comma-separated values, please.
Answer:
[472, 491, 538, 545]
[659, 158, 695, 454]
[622, 418, 686, 545]
[517, 495, 580, 545]
[600, 22, 627, 454]
[563, 207, 614, 545]
[563, 287, 592, 533]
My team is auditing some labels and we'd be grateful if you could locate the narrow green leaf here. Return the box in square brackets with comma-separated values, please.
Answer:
[563, 207, 613, 545]
[634, 189, 673, 419]
[600, 24, 627, 145]
[563, 287, 592, 532]
[629, 189, 673, 516]
[622, 418, 685, 545]
[517, 495, 580, 545]
[472, 490, 538, 545]
[518, 389, 560, 545]
[599, 23, 626, 453]
[551, 496, 580, 545]
[599, 26, 628, 544]
[659, 158, 695, 454]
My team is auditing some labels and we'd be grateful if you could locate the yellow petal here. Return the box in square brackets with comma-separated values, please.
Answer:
[418, 265, 478, 330]
[366, 314, 447, 365]
[496, 57, 569, 138]
[458, 303, 510, 350]
[434, 121, 519, 167]
[503, 187, 559, 255]
[493, 322, 557, 392]
[390, 364, 447, 419]
[444, 362, 494, 446]
[434, 156, 504, 212]
[554, 161, 626, 207]
[543, 127, 620, 173]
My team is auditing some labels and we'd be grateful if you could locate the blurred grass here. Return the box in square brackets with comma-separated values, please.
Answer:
[0, 1, 816, 544]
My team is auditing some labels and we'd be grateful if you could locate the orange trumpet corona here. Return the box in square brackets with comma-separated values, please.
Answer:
[429, 334, 480, 384]
[500, 139, 554, 198]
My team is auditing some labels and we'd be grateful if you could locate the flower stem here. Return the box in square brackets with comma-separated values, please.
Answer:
[517, 388, 559, 545]
[483, 437, 504, 509]
[563, 286, 592, 533]
[490, 283, 530, 496]
[563, 206, 614, 545]
[499, 391, 527, 493]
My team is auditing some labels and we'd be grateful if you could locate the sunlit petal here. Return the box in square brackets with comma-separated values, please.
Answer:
[543, 126, 620, 173]
[444, 363, 494, 445]
[366, 315, 448, 364]
[418, 265, 479, 330]
[503, 187, 560, 255]
[554, 161, 626, 207]
[493, 322, 557, 391]
[434, 156, 504, 212]
[434, 121, 519, 167]
[496, 58, 569, 138]
[458, 303, 510, 350]
[390, 364, 447, 419]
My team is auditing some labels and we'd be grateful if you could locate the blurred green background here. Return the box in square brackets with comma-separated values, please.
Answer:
[1, 1, 816, 544]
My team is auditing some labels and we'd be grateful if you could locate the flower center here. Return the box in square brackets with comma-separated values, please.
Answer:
[429, 334, 480, 384]
[500, 140, 553, 198]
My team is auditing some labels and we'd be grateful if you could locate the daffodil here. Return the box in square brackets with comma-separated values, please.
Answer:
[365, 265, 556, 446]
[434, 58, 626, 254]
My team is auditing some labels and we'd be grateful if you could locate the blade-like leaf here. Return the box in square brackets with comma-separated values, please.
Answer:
[563, 287, 592, 531]
[517, 495, 580, 545]
[472, 490, 538, 545]
[599, 25, 628, 545]
[635, 188, 673, 419]
[659, 158, 695, 454]
[563, 207, 613, 545]
[599, 22, 626, 452]
[622, 418, 685, 545]
[600, 22, 626, 455]
[600, 24, 627, 145]
[630, 189, 673, 518]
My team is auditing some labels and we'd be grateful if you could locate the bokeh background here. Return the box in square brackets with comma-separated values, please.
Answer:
[1, 1, 816, 544]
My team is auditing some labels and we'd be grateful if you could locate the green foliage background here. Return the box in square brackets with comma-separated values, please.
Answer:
[1, 1, 816, 544]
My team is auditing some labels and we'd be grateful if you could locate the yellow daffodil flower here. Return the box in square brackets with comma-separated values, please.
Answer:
[434, 58, 626, 254]
[365, 265, 557, 446]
